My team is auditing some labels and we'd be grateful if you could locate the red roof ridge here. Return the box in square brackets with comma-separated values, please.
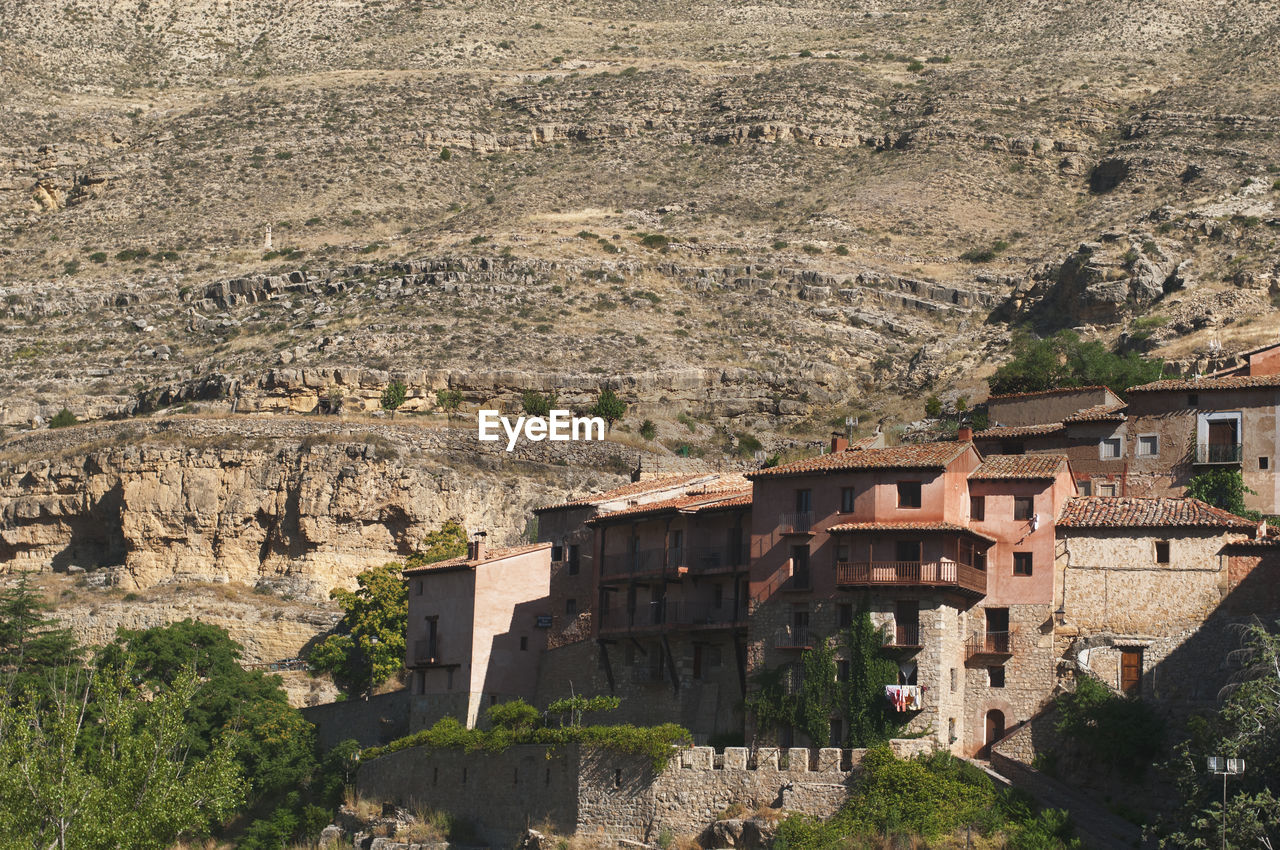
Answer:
[748, 442, 972, 479]
[1127, 374, 1280, 393]
[1057, 496, 1256, 529]
[970, 454, 1069, 480]
[986, 385, 1115, 402]
[403, 542, 552, 574]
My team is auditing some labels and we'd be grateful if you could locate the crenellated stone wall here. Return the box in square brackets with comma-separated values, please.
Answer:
[358, 740, 938, 846]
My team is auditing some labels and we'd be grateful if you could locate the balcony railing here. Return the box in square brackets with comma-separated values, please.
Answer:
[835, 560, 987, 597]
[1195, 443, 1243, 464]
[412, 639, 441, 666]
[965, 631, 1012, 661]
[885, 622, 921, 648]
[779, 511, 815, 533]
[665, 600, 747, 628]
[774, 625, 812, 650]
[681, 545, 747, 573]
[600, 547, 667, 578]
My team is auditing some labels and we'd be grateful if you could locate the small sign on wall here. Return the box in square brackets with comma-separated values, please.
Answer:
[536, 615, 553, 628]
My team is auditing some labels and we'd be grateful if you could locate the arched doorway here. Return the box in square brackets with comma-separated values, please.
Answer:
[982, 709, 1006, 758]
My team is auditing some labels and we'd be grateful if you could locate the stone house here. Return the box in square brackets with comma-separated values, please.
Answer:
[985, 386, 1123, 429]
[1053, 496, 1272, 706]
[744, 440, 1076, 756]
[1122, 374, 1280, 514]
[404, 540, 553, 730]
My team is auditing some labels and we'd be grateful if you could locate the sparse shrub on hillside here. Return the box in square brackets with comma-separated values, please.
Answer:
[439, 147, 452, 160]
[49, 408, 78, 428]
[521, 390, 556, 417]
[88, 251, 107, 263]
[640, 419, 657, 440]
[639, 233, 668, 249]
[380, 380, 407, 412]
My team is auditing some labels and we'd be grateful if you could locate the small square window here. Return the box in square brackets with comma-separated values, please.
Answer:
[897, 481, 923, 509]
[836, 659, 850, 683]
[837, 603, 853, 629]
[1100, 438, 1122, 460]
[565, 598, 578, 617]
[1137, 435, 1159, 457]
[1013, 496, 1034, 521]
[841, 487, 856, 513]
[1155, 541, 1170, 564]
[835, 543, 851, 564]
[971, 496, 985, 521]
[567, 544, 580, 575]
[1013, 552, 1033, 576]
[551, 545, 564, 562]
[989, 666, 1006, 688]
[1097, 481, 1118, 497]
[1078, 479, 1092, 497]
[520, 636, 529, 651]
[950, 667, 958, 693]
[415, 580, 423, 596]
[1261, 457, 1271, 471]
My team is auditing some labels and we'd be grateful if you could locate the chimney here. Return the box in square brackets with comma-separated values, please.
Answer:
[957, 426, 973, 442]
[1258, 520, 1268, 541]
[469, 531, 488, 561]
[831, 433, 850, 453]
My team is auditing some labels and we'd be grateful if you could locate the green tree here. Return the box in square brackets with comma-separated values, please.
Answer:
[988, 330, 1164, 399]
[924, 395, 943, 418]
[48, 409, 78, 429]
[0, 572, 78, 691]
[1187, 468, 1258, 518]
[640, 419, 657, 440]
[407, 520, 468, 568]
[521, 390, 556, 417]
[843, 603, 900, 747]
[589, 388, 627, 432]
[0, 664, 243, 850]
[1159, 624, 1280, 847]
[1054, 676, 1163, 780]
[308, 564, 408, 697]
[435, 388, 463, 421]
[380, 380, 408, 413]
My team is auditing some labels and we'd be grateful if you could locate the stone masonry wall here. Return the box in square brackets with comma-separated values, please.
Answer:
[359, 740, 938, 847]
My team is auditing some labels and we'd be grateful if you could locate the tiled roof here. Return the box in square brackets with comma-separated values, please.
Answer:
[1127, 374, 1280, 393]
[403, 542, 552, 575]
[973, 423, 1066, 439]
[1209, 340, 1280, 375]
[1063, 403, 1127, 423]
[1056, 497, 1257, 530]
[747, 442, 972, 479]
[533, 474, 715, 512]
[986, 386, 1113, 402]
[590, 488, 752, 523]
[848, 434, 883, 451]
[826, 521, 997, 543]
[970, 454, 1068, 480]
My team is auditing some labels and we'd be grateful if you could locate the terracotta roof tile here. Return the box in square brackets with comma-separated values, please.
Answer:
[590, 488, 752, 523]
[747, 442, 972, 479]
[1063, 403, 1127, 423]
[403, 542, 551, 575]
[1057, 497, 1256, 530]
[973, 423, 1066, 439]
[534, 474, 716, 512]
[1127, 374, 1280, 393]
[986, 386, 1114, 402]
[970, 455, 1068, 480]
[826, 521, 997, 544]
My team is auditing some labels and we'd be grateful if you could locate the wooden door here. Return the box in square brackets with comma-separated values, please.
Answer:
[1121, 649, 1143, 694]
[984, 710, 1005, 757]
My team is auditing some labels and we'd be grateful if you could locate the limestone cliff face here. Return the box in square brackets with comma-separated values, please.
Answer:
[0, 419, 632, 598]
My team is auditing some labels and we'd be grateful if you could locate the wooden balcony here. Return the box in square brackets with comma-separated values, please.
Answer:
[884, 622, 921, 650]
[834, 560, 986, 597]
[774, 625, 813, 650]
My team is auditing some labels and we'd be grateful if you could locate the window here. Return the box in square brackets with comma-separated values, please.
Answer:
[795, 489, 812, 513]
[948, 718, 957, 743]
[426, 616, 439, 659]
[446, 668, 454, 690]
[1100, 437, 1122, 460]
[841, 487, 856, 513]
[1120, 649, 1143, 694]
[970, 495, 985, 521]
[567, 544, 580, 575]
[836, 659, 850, 683]
[950, 668, 958, 693]
[520, 636, 529, 651]
[551, 545, 564, 562]
[565, 598, 578, 617]
[1261, 457, 1271, 471]
[712, 582, 724, 609]
[491, 694, 498, 706]
[692, 644, 704, 680]
[1013, 496, 1034, 521]
[897, 481, 923, 509]
[989, 666, 1006, 688]
[1137, 435, 1159, 457]
[895, 540, 922, 563]
[1078, 479, 1092, 497]
[790, 545, 811, 589]
[1013, 552, 1033, 576]
[1188, 393, 1199, 407]
[1097, 481, 1118, 497]
[834, 543, 851, 564]
[1155, 541, 1170, 564]
[415, 580, 423, 596]
[837, 602, 853, 629]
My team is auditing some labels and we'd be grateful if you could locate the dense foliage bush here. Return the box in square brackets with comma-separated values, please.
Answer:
[988, 330, 1164, 398]
[1055, 676, 1164, 780]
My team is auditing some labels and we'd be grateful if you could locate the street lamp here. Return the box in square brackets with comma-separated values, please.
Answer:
[1207, 756, 1245, 850]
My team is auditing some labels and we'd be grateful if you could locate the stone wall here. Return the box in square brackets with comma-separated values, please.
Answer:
[303, 690, 409, 750]
[358, 740, 938, 846]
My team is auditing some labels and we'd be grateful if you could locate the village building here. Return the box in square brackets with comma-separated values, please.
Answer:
[404, 540, 553, 730]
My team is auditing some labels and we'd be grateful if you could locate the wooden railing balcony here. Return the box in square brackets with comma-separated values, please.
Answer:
[965, 631, 1013, 661]
[885, 622, 921, 648]
[834, 560, 986, 597]
[779, 511, 815, 533]
[412, 639, 442, 666]
[600, 547, 666, 579]
[681, 545, 748, 573]
[774, 625, 813, 650]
